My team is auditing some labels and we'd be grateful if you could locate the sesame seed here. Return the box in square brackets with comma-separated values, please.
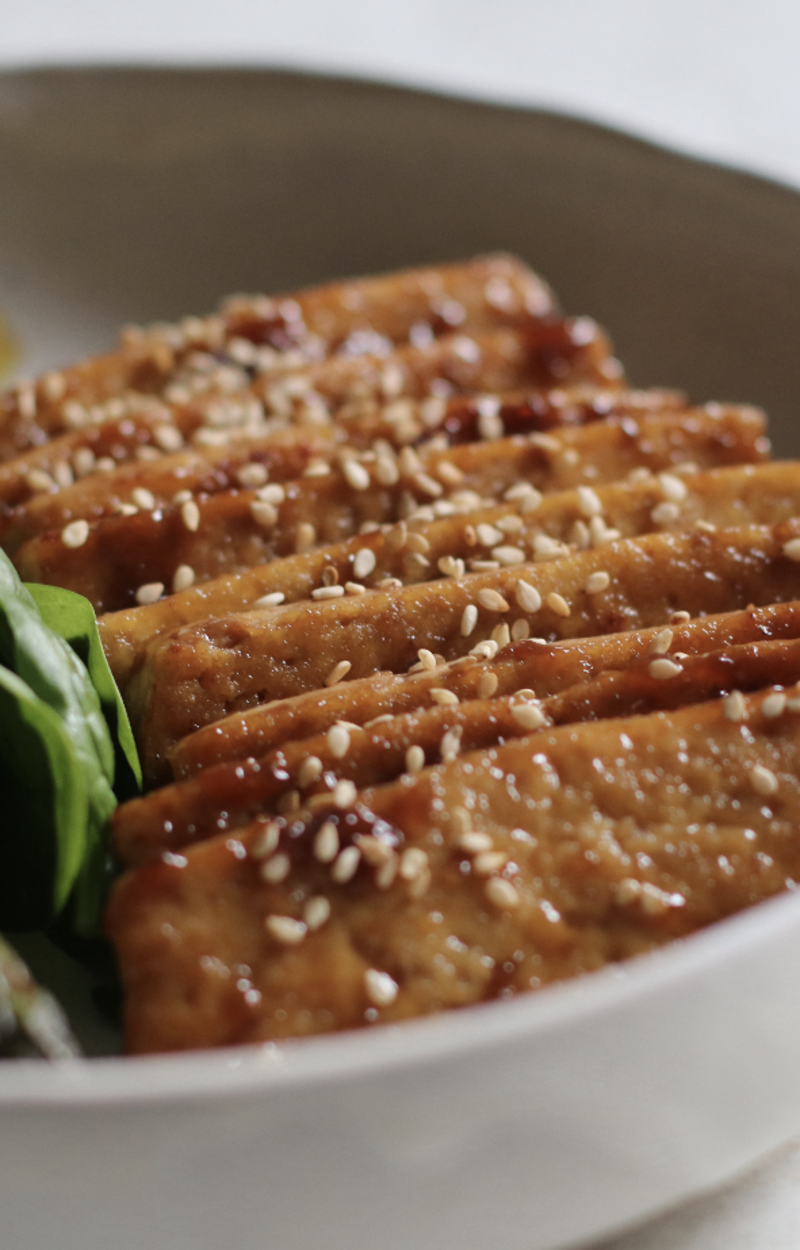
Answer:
[298, 756, 324, 788]
[479, 672, 499, 700]
[312, 585, 345, 601]
[61, 519, 90, 548]
[584, 571, 610, 593]
[117, 503, 138, 517]
[154, 424, 184, 452]
[173, 489, 193, 505]
[477, 523, 504, 547]
[783, 538, 800, 562]
[723, 691, 747, 722]
[236, 462, 269, 489]
[493, 545, 526, 566]
[356, 836, 393, 867]
[439, 555, 466, 578]
[461, 603, 479, 636]
[344, 581, 365, 595]
[405, 744, 425, 773]
[651, 502, 680, 525]
[477, 589, 510, 612]
[577, 486, 602, 518]
[304, 459, 332, 478]
[474, 850, 507, 876]
[252, 822, 281, 859]
[254, 591, 285, 608]
[26, 468, 56, 494]
[511, 618, 530, 641]
[477, 408, 503, 441]
[440, 728, 462, 762]
[314, 820, 339, 863]
[364, 968, 399, 1007]
[762, 691, 787, 719]
[135, 582, 164, 606]
[658, 472, 688, 503]
[414, 472, 443, 499]
[615, 878, 642, 906]
[331, 845, 361, 883]
[132, 487, 156, 511]
[533, 534, 569, 562]
[589, 516, 621, 546]
[511, 702, 546, 730]
[172, 564, 196, 593]
[265, 915, 307, 945]
[418, 648, 437, 671]
[530, 432, 562, 453]
[399, 847, 429, 882]
[342, 459, 371, 491]
[257, 483, 286, 505]
[431, 688, 459, 706]
[250, 500, 278, 529]
[260, 853, 291, 884]
[670, 610, 692, 624]
[694, 519, 717, 533]
[514, 580, 542, 613]
[333, 779, 357, 808]
[470, 639, 499, 659]
[750, 763, 778, 796]
[376, 852, 399, 889]
[649, 658, 683, 679]
[491, 623, 511, 648]
[295, 522, 316, 553]
[484, 877, 521, 910]
[545, 592, 570, 617]
[181, 500, 201, 531]
[437, 461, 464, 485]
[52, 460, 74, 489]
[353, 548, 377, 579]
[325, 660, 352, 687]
[304, 896, 331, 931]
[648, 628, 674, 656]
[327, 724, 351, 759]
[517, 487, 544, 514]
[458, 830, 493, 853]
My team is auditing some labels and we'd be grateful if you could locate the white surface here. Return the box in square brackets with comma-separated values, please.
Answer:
[4, 0, 800, 191]
[4, 4, 800, 1246]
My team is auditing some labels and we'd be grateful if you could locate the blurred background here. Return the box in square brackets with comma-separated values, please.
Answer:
[4, 0, 800, 188]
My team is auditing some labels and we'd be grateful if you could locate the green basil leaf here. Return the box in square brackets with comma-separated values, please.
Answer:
[0, 666, 90, 928]
[27, 582, 142, 798]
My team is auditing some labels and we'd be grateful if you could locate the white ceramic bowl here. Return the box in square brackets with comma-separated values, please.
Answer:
[3, 67, 800, 1250]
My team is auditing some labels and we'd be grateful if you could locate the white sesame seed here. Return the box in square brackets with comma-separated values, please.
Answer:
[437, 460, 464, 486]
[694, 519, 717, 533]
[325, 660, 352, 687]
[584, 571, 610, 593]
[762, 691, 787, 719]
[312, 585, 345, 601]
[298, 756, 324, 788]
[517, 487, 544, 514]
[493, 545, 526, 566]
[484, 877, 521, 910]
[470, 639, 499, 659]
[295, 522, 316, 553]
[333, 779, 357, 808]
[491, 623, 511, 648]
[304, 459, 333, 478]
[181, 500, 201, 532]
[353, 548, 377, 579]
[117, 503, 139, 517]
[154, 424, 184, 452]
[511, 702, 546, 730]
[474, 850, 508, 876]
[173, 489, 193, 505]
[511, 618, 530, 641]
[615, 877, 642, 906]
[530, 432, 562, 453]
[461, 603, 479, 636]
[132, 487, 156, 511]
[451, 806, 472, 834]
[783, 538, 800, 561]
[477, 408, 504, 440]
[364, 968, 399, 1007]
[254, 591, 285, 608]
[236, 462, 269, 489]
[751, 763, 779, 796]
[257, 483, 286, 505]
[61, 519, 90, 548]
[439, 555, 466, 578]
[477, 588, 510, 612]
[172, 564, 196, 593]
[477, 523, 504, 547]
[51, 460, 74, 489]
[135, 582, 164, 606]
[440, 728, 462, 762]
[458, 830, 493, 853]
[514, 580, 542, 613]
[545, 592, 570, 617]
[723, 690, 747, 722]
[413, 648, 435, 672]
[399, 847, 429, 882]
[327, 724, 351, 759]
[331, 845, 361, 883]
[265, 915, 307, 945]
[405, 744, 425, 773]
[648, 628, 674, 656]
[250, 500, 278, 529]
[479, 672, 499, 700]
[260, 852, 291, 884]
[414, 471, 443, 499]
[589, 516, 621, 546]
[670, 610, 692, 624]
[252, 822, 281, 859]
[651, 501, 681, 525]
[314, 820, 339, 863]
[649, 658, 683, 680]
[577, 485, 602, 517]
[431, 688, 459, 706]
[95, 456, 116, 473]
[532, 534, 569, 562]
[658, 472, 688, 503]
[26, 468, 56, 494]
[304, 896, 331, 931]
[342, 459, 371, 491]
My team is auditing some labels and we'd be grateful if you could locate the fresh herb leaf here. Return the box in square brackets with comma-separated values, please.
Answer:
[0, 933, 81, 1059]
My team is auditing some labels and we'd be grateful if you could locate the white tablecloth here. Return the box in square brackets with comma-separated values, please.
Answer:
[3, 3, 800, 1245]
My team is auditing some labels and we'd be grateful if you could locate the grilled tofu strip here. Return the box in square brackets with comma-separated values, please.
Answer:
[172, 600, 800, 775]
[107, 690, 800, 1051]
[99, 456, 792, 690]
[0, 256, 574, 461]
[130, 522, 800, 784]
[115, 633, 800, 866]
[17, 404, 767, 614]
